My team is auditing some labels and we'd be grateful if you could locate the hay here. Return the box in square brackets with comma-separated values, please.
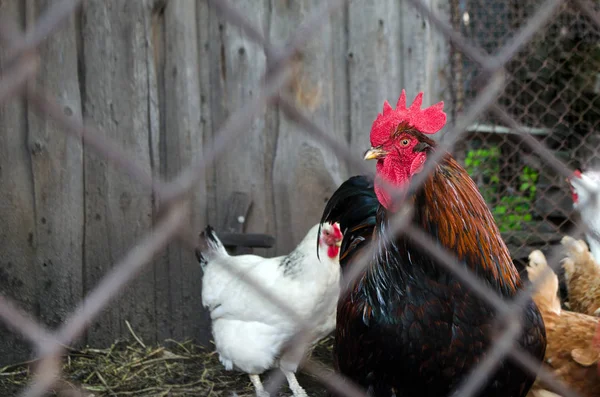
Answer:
[0, 324, 335, 397]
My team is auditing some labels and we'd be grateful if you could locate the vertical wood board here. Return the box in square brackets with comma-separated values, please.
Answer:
[81, 0, 157, 347]
[25, 0, 84, 336]
[156, 0, 208, 342]
[270, 0, 347, 253]
[0, 0, 37, 366]
[347, 0, 403, 165]
[208, 0, 276, 254]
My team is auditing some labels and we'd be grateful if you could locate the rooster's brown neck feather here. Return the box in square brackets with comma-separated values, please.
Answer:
[362, 152, 520, 317]
[419, 155, 520, 294]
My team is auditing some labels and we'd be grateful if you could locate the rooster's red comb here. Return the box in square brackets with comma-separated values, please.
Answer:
[370, 90, 446, 146]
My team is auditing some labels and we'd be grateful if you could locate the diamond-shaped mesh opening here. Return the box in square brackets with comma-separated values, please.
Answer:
[453, 1, 600, 269]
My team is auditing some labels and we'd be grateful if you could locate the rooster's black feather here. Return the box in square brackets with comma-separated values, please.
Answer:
[319, 175, 379, 269]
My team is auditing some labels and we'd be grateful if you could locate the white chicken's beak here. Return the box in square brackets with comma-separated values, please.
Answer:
[364, 146, 388, 160]
[335, 240, 342, 247]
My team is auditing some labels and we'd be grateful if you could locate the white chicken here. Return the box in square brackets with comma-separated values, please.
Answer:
[196, 222, 343, 397]
[568, 169, 600, 265]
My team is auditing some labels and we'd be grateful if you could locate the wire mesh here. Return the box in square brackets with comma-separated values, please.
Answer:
[0, 0, 599, 396]
[457, 0, 600, 268]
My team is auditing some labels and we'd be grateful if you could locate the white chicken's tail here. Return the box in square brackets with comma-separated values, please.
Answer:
[196, 225, 229, 268]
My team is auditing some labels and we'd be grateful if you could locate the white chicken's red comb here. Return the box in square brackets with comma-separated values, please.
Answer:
[370, 90, 447, 146]
[331, 222, 342, 240]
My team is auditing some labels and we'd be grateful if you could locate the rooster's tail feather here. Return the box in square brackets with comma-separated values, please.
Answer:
[320, 175, 379, 267]
[196, 225, 228, 267]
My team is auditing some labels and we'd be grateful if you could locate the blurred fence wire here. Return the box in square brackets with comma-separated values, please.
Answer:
[0, 0, 599, 396]
[455, 0, 600, 266]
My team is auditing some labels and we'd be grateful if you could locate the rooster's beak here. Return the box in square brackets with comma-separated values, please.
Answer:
[335, 241, 342, 247]
[364, 146, 387, 160]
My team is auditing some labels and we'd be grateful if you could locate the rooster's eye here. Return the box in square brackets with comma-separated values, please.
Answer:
[400, 139, 410, 147]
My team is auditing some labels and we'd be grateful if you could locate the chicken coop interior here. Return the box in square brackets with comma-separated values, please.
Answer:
[1, 0, 600, 396]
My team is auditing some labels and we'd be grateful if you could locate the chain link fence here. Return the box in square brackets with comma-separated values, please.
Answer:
[454, 0, 600, 271]
[0, 0, 598, 396]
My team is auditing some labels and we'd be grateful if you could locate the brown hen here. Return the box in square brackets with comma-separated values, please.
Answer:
[561, 235, 600, 317]
[526, 249, 600, 397]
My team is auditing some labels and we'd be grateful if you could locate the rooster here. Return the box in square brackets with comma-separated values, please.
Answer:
[196, 222, 342, 397]
[567, 169, 600, 265]
[320, 90, 547, 397]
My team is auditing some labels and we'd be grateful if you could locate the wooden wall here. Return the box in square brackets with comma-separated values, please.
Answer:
[0, 0, 451, 364]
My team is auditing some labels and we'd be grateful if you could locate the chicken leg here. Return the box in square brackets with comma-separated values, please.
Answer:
[249, 374, 269, 397]
[282, 369, 308, 397]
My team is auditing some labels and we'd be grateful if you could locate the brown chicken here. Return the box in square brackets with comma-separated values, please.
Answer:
[526, 249, 600, 397]
[561, 235, 600, 317]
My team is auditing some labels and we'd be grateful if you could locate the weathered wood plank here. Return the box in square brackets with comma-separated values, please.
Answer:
[155, 0, 207, 342]
[25, 0, 84, 336]
[208, 0, 276, 253]
[0, 0, 38, 367]
[150, 0, 169, 344]
[348, 0, 402, 160]
[401, 0, 453, 134]
[197, 0, 217, 240]
[81, 0, 157, 348]
[270, 0, 347, 253]
[331, 2, 350, 172]
[193, 0, 217, 345]
[148, 2, 167, 343]
[219, 233, 276, 249]
[222, 192, 251, 233]
[221, 191, 252, 254]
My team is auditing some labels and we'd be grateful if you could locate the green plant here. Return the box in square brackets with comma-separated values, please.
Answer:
[464, 147, 500, 204]
[464, 147, 538, 232]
